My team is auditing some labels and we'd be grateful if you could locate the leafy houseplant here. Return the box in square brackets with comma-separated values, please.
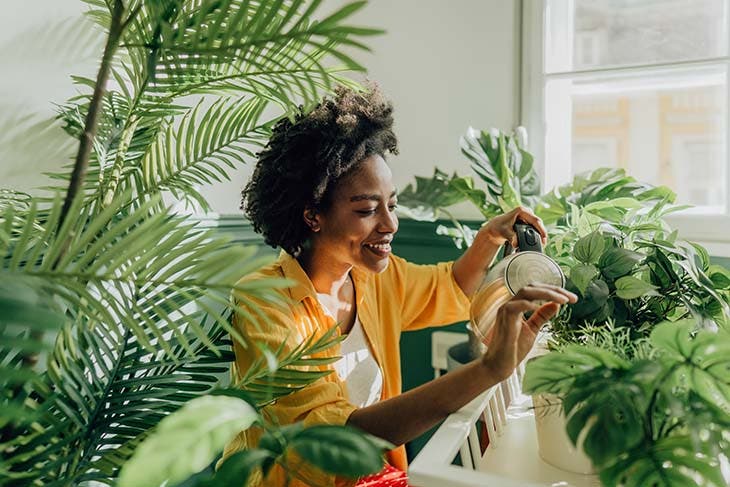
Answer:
[398, 125, 730, 485]
[1, 1, 392, 486]
[524, 320, 730, 487]
[398, 125, 729, 343]
[547, 209, 730, 345]
[398, 126, 539, 248]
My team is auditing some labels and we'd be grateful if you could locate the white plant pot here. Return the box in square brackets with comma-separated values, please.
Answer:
[532, 393, 595, 475]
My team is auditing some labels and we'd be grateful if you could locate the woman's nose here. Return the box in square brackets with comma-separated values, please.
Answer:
[380, 208, 398, 233]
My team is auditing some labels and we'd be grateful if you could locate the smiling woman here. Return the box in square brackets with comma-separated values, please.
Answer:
[228, 85, 576, 487]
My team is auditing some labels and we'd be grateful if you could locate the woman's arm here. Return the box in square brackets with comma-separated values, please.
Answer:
[452, 206, 547, 296]
[347, 284, 576, 446]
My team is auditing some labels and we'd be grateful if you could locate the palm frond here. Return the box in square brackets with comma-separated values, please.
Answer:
[235, 326, 344, 407]
[3, 284, 346, 485]
[43, 83, 186, 205]
[133, 96, 272, 211]
[4, 310, 231, 485]
[0, 275, 65, 429]
[134, 0, 380, 110]
[1, 193, 286, 358]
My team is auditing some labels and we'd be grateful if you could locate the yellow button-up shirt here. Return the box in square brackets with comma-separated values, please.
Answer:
[222, 251, 471, 486]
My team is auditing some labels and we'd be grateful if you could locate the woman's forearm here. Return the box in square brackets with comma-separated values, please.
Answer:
[346, 359, 503, 446]
[452, 234, 502, 296]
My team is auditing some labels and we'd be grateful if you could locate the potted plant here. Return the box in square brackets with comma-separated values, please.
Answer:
[1, 2, 392, 486]
[524, 199, 730, 477]
[523, 319, 730, 486]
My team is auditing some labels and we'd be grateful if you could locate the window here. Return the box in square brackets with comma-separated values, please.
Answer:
[522, 0, 730, 254]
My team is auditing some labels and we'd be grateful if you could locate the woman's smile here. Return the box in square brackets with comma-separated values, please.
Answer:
[363, 239, 392, 257]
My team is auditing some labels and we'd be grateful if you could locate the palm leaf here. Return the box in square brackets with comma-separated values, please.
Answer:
[0, 275, 65, 429]
[134, 96, 272, 211]
[136, 0, 380, 109]
[1, 193, 286, 358]
[235, 326, 344, 407]
[3, 310, 231, 485]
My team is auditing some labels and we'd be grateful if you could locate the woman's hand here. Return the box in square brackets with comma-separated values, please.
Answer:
[480, 284, 577, 382]
[478, 206, 547, 248]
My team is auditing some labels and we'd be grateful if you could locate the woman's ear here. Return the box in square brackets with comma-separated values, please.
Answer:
[303, 207, 321, 232]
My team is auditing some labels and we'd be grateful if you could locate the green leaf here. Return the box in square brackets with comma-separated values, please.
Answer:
[570, 264, 598, 294]
[573, 231, 605, 264]
[615, 276, 659, 300]
[397, 169, 467, 221]
[570, 279, 609, 320]
[599, 435, 727, 487]
[175, 449, 274, 487]
[289, 425, 391, 478]
[583, 197, 643, 213]
[522, 345, 628, 395]
[708, 265, 730, 290]
[207, 388, 259, 410]
[564, 372, 646, 468]
[651, 321, 730, 413]
[649, 320, 696, 360]
[117, 395, 259, 487]
[448, 176, 489, 213]
[213, 449, 273, 486]
[599, 248, 644, 280]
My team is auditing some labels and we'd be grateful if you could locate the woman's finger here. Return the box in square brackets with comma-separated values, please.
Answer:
[524, 302, 561, 332]
[514, 285, 577, 304]
[510, 206, 548, 242]
[499, 299, 541, 319]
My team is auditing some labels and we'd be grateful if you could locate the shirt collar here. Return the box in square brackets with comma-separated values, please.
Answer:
[278, 250, 369, 305]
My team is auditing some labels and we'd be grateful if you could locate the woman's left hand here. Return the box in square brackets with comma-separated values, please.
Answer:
[477, 206, 547, 248]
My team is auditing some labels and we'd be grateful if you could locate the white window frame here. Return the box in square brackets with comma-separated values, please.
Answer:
[520, 0, 730, 257]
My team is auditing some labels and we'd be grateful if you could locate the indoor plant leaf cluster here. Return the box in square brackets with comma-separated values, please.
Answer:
[550, 224, 730, 344]
[400, 125, 730, 485]
[524, 321, 730, 486]
[398, 126, 538, 248]
[1, 1, 391, 486]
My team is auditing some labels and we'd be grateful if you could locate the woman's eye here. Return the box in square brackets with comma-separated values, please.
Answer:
[356, 209, 377, 215]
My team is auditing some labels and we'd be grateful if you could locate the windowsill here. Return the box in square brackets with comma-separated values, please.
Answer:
[693, 241, 730, 258]
[665, 214, 730, 257]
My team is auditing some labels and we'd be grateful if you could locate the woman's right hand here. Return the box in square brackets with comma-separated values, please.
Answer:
[480, 284, 577, 382]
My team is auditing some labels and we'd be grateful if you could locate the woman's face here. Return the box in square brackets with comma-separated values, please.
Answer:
[309, 154, 399, 274]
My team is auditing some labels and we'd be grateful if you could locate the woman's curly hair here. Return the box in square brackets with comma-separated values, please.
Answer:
[242, 84, 398, 256]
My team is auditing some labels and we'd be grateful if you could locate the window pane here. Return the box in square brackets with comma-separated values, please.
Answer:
[564, 67, 727, 212]
[546, 0, 728, 73]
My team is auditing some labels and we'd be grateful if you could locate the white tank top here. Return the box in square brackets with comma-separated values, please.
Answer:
[332, 315, 383, 408]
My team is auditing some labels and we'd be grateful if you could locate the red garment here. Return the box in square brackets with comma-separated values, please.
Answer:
[356, 465, 410, 487]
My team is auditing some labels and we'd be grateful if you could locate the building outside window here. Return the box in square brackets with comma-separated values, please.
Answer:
[522, 0, 730, 254]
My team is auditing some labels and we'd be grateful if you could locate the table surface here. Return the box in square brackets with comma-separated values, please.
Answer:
[479, 395, 603, 487]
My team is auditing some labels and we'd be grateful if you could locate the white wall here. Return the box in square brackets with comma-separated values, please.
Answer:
[0, 0, 101, 189]
[1, 1, 520, 219]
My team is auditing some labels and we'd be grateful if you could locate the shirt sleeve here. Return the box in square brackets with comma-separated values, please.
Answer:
[386, 255, 472, 332]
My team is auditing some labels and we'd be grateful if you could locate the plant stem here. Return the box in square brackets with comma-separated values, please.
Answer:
[645, 364, 679, 440]
[101, 114, 140, 207]
[58, 0, 125, 231]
